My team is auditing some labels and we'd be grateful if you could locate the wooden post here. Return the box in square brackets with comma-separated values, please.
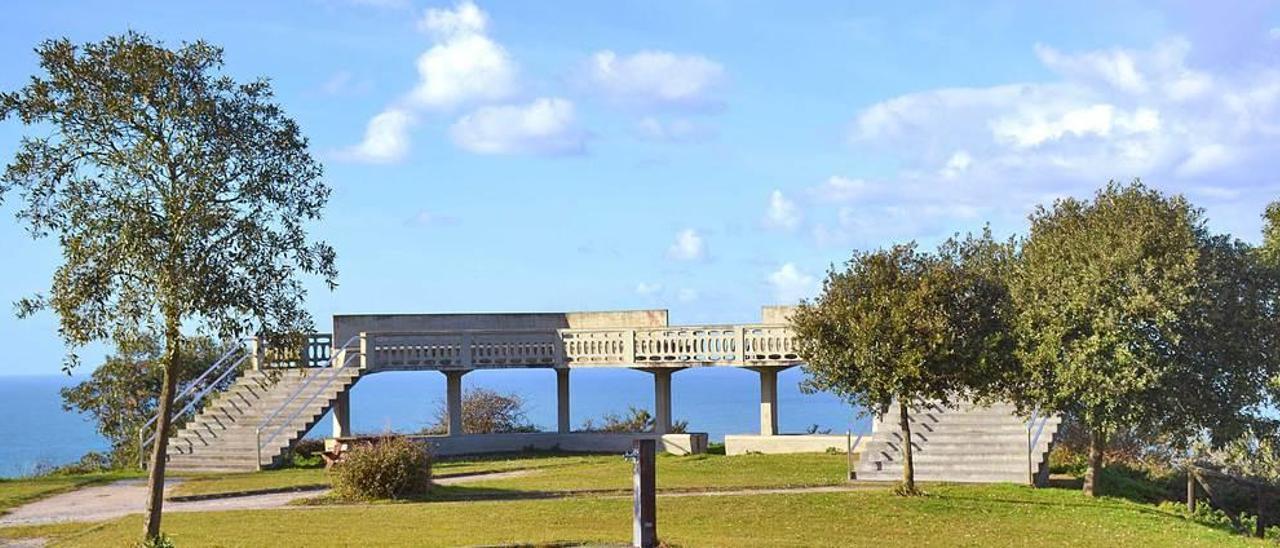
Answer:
[632, 438, 657, 548]
[1256, 485, 1266, 539]
[1186, 468, 1197, 513]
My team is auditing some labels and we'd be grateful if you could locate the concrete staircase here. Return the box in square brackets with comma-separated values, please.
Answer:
[166, 367, 362, 472]
[854, 401, 1060, 485]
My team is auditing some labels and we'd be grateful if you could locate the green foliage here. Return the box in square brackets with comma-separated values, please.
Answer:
[1010, 181, 1280, 489]
[423, 388, 539, 434]
[0, 31, 337, 367]
[0, 31, 337, 538]
[330, 437, 432, 501]
[1010, 181, 1204, 434]
[59, 334, 225, 468]
[792, 230, 1017, 417]
[579, 406, 689, 433]
[138, 533, 175, 548]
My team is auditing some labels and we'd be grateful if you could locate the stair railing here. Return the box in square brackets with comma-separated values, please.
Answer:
[1026, 409, 1052, 485]
[137, 340, 251, 469]
[254, 334, 362, 470]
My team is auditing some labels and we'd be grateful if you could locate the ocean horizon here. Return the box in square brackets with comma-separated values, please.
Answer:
[0, 367, 870, 478]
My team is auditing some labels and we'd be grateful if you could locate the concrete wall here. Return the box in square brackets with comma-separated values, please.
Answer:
[724, 434, 865, 455]
[329, 431, 707, 457]
[761, 306, 798, 324]
[333, 310, 669, 345]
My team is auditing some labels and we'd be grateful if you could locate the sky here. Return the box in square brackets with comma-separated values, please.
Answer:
[2, 1, 1280, 376]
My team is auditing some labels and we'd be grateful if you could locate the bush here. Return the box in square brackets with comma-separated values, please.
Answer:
[423, 388, 538, 435]
[330, 436, 432, 501]
[579, 406, 688, 433]
[282, 438, 325, 468]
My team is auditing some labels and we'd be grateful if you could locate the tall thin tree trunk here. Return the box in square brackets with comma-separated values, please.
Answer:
[143, 320, 180, 540]
[1083, 427, 1105, 497]
[899, 401, 916, 493]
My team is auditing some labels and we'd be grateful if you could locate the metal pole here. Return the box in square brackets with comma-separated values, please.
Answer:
[632, 438, 657, 548]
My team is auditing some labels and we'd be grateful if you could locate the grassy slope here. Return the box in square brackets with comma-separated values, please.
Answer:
[170, 452, 848, 498]
[0, 483, 1257, 547]
[0, 471, 141, 516]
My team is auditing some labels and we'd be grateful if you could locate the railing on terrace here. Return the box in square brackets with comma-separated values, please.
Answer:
[362, 324, 801, 370]
[252, 333, 333, 369]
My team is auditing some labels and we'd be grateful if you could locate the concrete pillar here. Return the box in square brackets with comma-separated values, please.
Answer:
[755, 367, 779, 436]
[444, 370, 467, 436]
[556, 368, 571, 434]
[331, 389, 351, 438]
[651, 369, 674, 434]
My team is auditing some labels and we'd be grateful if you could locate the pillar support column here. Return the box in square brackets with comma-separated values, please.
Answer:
[556, 368, 571, 434]
[749, 367, 779, 436]
[444, 370, 468, 436]
[644, 368, 680, 435]
[331, 388, 351, 438]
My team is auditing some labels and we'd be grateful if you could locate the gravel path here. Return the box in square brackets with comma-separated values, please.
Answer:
[0, 470, 531, 528]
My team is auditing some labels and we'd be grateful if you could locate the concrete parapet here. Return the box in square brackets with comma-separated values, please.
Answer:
[328, 432, 709, 458]
[724, 434, 867, 455]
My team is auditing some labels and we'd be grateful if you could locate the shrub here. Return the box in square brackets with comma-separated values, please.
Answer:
[283, 438, 325, 468]
[579, 406, 688, 433]
[423, 388, 538, 434]
[330, 436, 432, 500]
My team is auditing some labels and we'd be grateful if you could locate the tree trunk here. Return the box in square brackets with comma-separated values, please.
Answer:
[899, 401, 916, 493]
[1083, 427, 1105, 497]
[143, 320, 180, 540]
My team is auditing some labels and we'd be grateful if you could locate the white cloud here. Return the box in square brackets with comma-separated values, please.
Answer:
[764, 190, 801, 230]
[341, 1, 517, 163]
[831, 37, 1280, 242]
[635, 117, 715, 142]
[666, 229, 705, 261]
[583, 50, 725, 108]
[768, 263, 818, 304]
[409, 1, 516, 109]
[449, 98, 586, 155]
[635, 282, 662, 295]
[813, 176, 872, 202]
[341, 108, 415, 164]
[940, 150, 973, 178]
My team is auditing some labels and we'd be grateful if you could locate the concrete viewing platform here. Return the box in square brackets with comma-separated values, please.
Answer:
[151, 305, 1060, 486]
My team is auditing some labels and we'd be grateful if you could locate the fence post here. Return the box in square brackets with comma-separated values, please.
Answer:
[631, 438, 657, 548]
[1187, 468, 1197, 513]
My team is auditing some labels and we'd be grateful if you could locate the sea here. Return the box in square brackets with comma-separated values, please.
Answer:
[0, 367, 870, 478]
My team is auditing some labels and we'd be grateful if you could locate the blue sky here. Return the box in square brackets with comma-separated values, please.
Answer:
[2, 1, 1280, 375]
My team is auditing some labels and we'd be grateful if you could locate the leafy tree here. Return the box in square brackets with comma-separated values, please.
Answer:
[425, 388, 538, 434]
[0, 33, 336, 540]
[791, 231, 1016, 494]
[1008, 181, 1279, 497]
[60, 334, 224, 468]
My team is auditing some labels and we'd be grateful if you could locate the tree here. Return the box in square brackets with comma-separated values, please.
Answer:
[791, 232, 1016, 494]
[61, 334, 223, 468]
[0, 33, 336, 540]
[425, 388, 538, 434]
[1006, 181, 1269, 497]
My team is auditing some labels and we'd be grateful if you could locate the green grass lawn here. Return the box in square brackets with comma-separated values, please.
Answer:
[168, 452, 848, 498]
[0, 482, 1259, 547]
[0, 471, 142, 516]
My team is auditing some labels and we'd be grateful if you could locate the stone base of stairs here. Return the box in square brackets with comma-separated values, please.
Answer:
[854, 401, 1060, 486]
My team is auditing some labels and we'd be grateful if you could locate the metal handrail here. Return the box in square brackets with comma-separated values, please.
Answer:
[136, 340, 249, 468]
[253, 335, 361, 469]
[141, 352, 251, 449]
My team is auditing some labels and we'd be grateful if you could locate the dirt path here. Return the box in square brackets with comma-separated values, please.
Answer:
[0, 470, 532, 528]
